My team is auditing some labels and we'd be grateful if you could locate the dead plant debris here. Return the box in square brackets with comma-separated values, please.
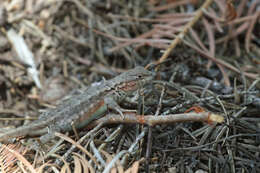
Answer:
[0, 0, 259, 172]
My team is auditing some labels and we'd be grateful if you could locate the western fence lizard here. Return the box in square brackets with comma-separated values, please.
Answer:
[0, 66, 153, 144]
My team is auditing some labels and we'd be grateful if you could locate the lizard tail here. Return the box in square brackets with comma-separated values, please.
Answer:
[0, 122, 48, 142]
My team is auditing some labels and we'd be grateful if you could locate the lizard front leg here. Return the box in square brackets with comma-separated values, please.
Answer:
[104, 96, 136, 118]
[30, 125, 61, 150]
[39, 127, 58, 144]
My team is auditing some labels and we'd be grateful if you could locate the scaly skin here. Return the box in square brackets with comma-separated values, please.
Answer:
[0, 66, 154, 143]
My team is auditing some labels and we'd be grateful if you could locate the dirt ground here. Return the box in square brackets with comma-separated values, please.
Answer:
[0, 0, 259, 172]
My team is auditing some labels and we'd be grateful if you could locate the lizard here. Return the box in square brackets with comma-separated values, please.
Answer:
[0, 66, 154, 145]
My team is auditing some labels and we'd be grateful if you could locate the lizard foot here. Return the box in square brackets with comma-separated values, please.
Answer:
[114, 107, 137, 119]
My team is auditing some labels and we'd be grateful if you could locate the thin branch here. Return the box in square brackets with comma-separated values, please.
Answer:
[156, 0, 214, 64]
[91, 112, 224, 127]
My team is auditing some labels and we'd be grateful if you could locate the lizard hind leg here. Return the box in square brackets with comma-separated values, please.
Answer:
[33, 126, 60, 151]
[29, 132, 56, 151]
[39, 132, 55, 144]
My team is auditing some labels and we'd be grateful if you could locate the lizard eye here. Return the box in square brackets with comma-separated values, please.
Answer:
[137, 75, 143, 79]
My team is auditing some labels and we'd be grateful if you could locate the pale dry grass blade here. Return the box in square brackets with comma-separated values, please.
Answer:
[100, 150, 125, 173]
[55, 154, 71, 173]
[0, 144, 19, 172]
[203, 18, 230, 86]
[236, 0, 247, 17]
[109, 29, 156, 52]
[6, 28, 41, 89]
[72, 155, 82, 173]
[36, 163, 59, 173]
[245, 12, 259, 52]
[157, 0, 214, 64]
[124, 160, 141, 173]
[183, 39, 258, 79]
[151, 0, 195, 11]
[54, 132, 99, 166]
[2, 145, 35, 173]
[73, 152, 95, 173]
[202, 19, 215, 57]
[213, 0, 225, 14]
[189, 28, 208, 51]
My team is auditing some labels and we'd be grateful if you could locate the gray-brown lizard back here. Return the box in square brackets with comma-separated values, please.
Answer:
[0, 66, 153, 142]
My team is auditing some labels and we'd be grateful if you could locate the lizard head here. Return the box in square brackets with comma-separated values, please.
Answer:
[116, 66, 154, 93]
